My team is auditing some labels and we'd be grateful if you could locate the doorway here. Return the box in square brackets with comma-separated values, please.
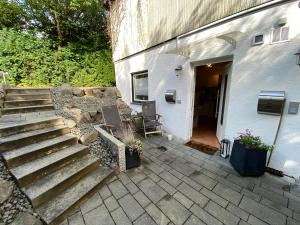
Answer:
[190, 62, 231, 152]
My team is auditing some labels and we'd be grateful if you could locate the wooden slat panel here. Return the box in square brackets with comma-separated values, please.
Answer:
[112, 0, 274, 60]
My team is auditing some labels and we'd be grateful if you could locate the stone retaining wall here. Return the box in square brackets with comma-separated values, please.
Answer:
[94, 125, 126, 172]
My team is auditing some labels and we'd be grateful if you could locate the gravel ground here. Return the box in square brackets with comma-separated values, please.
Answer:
[0, 158, 39, 224]
[89, 138, 118, 168]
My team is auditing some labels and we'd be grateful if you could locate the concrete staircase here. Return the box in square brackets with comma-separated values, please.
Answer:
[2, 88, 54, 115]
[0, 88, 115, 225]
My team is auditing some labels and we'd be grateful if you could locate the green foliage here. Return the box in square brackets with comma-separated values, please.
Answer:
[22, 0, 108, 48]
[0, 29, 115, 87]
[0, 0, 114, 87]
[70, 50, 115, 87]
[0, 0, 25, 29]
[238, 129, 274, 152]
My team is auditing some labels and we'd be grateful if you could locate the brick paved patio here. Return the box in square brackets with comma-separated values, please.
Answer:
[61, 136, 300, 225]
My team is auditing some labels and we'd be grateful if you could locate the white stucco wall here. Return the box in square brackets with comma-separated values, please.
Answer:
[114, 1, 300, 178]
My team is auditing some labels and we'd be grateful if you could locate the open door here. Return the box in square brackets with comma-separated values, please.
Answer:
[189, 62, 232, 154]
[216, 63, 232, 141]
[187, 62, 231, 154]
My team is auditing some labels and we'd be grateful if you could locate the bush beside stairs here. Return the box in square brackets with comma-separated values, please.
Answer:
[0, 88, 115, 225]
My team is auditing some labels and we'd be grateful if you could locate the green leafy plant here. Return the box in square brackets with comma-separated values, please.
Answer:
[237, 129, 273, 151]
[0, 0, 115, 87]
[0, 0, 25, 30]
[123, 133, 143, 156]
[0, 29, 115, 87]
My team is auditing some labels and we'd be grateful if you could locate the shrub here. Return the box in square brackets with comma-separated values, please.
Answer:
[123, 133, 143, 156]
[0, 29, 115, 87]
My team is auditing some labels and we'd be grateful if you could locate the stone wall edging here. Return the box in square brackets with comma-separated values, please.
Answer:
[94, 125, 126, 172]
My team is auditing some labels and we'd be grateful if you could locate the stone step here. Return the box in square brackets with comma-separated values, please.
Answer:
[5, 93, 52, 101]
[10, 144, 89, 187]
[0, 125, 70, 152]
[6, 88, 51, 95]
[0, 116, 64, 137]
[2, 135, 78, 169]
[23, 154, 100, 207]
[0, 111, 56, 124]
[36, 167, 115, 225]
[1, 104, 55, 115]
[4, 99, 53, 108]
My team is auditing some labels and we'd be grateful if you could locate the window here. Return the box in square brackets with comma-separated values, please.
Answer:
[271, 26, 289, 43]
[132, 71, 148, 103]
[252, 34, 264, 45]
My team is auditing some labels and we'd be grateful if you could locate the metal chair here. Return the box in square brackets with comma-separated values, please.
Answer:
[101, 105, 131, 139]
[141, 101, 163, 138]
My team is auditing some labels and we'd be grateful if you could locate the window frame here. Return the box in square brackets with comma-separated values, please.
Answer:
[252, 34, 264, 46]
[270, 26, 289, 44]
[131, 70, 149, 104]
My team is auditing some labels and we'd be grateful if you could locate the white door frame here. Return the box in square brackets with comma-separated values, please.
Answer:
[216, 63, 232, 141]
[188, 55, 233, 142]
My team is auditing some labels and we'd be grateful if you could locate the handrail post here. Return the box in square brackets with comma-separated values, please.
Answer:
[2, 72, 8, 85]
[0, 72, 7, 118]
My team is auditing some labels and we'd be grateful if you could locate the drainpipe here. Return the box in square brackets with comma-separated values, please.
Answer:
[267, 100, 285, 166]
[265, 101, 299, 184]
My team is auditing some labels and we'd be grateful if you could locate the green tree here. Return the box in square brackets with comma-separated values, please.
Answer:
[0, 1, 115, 87]
[22, 0, 108, 48]
[0, 0, 25, 29]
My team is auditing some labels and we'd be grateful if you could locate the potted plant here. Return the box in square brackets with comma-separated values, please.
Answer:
[230, 129, 273, 176]
[123, 133, 143, 169]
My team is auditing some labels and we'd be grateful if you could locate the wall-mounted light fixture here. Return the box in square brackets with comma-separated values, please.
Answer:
[295, 48, 300, 67]
[175, 65, 183, 76]
[277, 17, 287, 27]
[206, 64, 212, 68]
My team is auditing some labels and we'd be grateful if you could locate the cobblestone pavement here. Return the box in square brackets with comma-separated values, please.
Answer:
[61, 136, 300, 225]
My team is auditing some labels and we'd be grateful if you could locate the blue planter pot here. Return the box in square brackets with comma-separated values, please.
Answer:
[230, 140, 267, 176]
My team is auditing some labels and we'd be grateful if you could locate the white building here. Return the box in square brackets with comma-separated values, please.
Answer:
[110, 0, 300, 178]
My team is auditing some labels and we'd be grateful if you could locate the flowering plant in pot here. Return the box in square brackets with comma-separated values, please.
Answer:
[230, 129, 273, 176]
[123, 133, 143, 169]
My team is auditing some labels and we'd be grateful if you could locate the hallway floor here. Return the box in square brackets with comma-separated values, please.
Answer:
[191, 117, 220, 149]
